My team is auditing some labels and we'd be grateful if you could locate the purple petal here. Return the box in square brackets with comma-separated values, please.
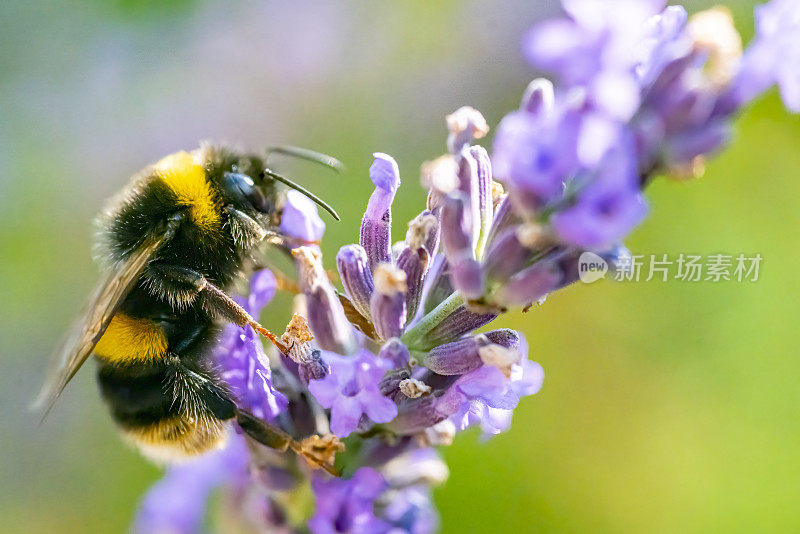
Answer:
[330, 395, 363, 437]
[359, 393, 398, 424]
[280, 189, 326, 242]
[246, 268, 277, 314]
[133, 435, 249, 534]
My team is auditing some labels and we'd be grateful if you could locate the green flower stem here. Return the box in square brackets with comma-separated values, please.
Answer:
[401, 291, 464, 350]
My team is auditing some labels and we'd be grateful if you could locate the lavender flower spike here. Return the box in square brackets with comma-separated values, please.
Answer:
[126, 3, 800, 531]
[361, 153, 401, 270]
[293, 246, 357, 354]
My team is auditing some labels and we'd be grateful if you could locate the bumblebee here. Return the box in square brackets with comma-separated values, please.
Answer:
[36, 144, 340, 473]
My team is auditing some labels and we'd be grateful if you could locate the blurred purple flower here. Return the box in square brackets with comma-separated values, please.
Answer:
[492, 103, 579, 211]
[281, 189, 326, 242]
[551, 132, 647, 248]
[524, 0, 666, 120]
[215, 269, 288, 421]
[134, 433, 250, 534]
[309, 467, 391, 534]
[731, 0, 800, 111]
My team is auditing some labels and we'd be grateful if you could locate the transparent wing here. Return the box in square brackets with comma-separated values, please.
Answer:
[34, 234, 167, 418]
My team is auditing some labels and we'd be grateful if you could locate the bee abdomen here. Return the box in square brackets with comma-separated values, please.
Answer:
[94, 313, 168, 364]
[97, 360, 236, 462]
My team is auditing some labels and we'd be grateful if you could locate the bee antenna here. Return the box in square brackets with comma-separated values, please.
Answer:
[265, 145, 344, 173]
[264, 169, 341, 221]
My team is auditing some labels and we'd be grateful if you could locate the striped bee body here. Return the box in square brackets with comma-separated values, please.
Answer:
[90, 146, 274, 460]
[38, 144, 341, 473]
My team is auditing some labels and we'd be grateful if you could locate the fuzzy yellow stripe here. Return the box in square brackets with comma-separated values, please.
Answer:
[95, 313, 168, 363]
[155, 151, 221, 232]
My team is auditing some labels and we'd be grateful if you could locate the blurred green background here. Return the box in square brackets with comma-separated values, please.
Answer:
[1, 0, 798, 532]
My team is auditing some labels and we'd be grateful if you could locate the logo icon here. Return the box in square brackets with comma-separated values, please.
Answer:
[578, 251, 608, 283]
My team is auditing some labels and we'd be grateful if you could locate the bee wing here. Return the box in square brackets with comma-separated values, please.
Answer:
[34, 234, 167, 418]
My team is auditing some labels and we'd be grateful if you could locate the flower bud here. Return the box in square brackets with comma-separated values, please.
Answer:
[494, 260, 562, 308]
[420, 256, 453, 316]
[395, 246, 428, 324]
[483, 226, 539, 283]
[298, 349, 330, 383]
[449, 251, 485, 300]
[379, 368, 411, 402]
[336, 244, 374, 320]
[385, 396, 447, 436]
[484, 329, 521, 352]
[420, 329, 519, 376]
[446, 106, 489, 154]
[483, 196, 520, 250]
[361, 153, 400, 270]
[419, 305, 497, 349]
[440, 194, 473, 258]
[378, 338, 411, 368]
[421, 334, 491, 375]
[470, 145, 494, 254]
[370, 263, 408, 340]
[455, 150, 481, 249]
[520, 78, 555, 115]
[293, 247, 356, 354]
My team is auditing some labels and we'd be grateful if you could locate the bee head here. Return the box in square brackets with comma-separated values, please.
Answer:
[222, 172, 275, 214]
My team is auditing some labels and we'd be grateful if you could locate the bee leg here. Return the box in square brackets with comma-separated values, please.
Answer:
[236, 410, 341, 476]
[145, 264, 290, 353]
[198, 280, 290, 353]
[145, 262, 208, 307]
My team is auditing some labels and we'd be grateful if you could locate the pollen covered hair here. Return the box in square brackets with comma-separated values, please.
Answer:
[122, 415, 229, 463]
[154, 151, 222, 233]
[94, 313, 168, 364]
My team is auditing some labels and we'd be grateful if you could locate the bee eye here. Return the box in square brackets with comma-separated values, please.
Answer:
[224, 172, 271, 212]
